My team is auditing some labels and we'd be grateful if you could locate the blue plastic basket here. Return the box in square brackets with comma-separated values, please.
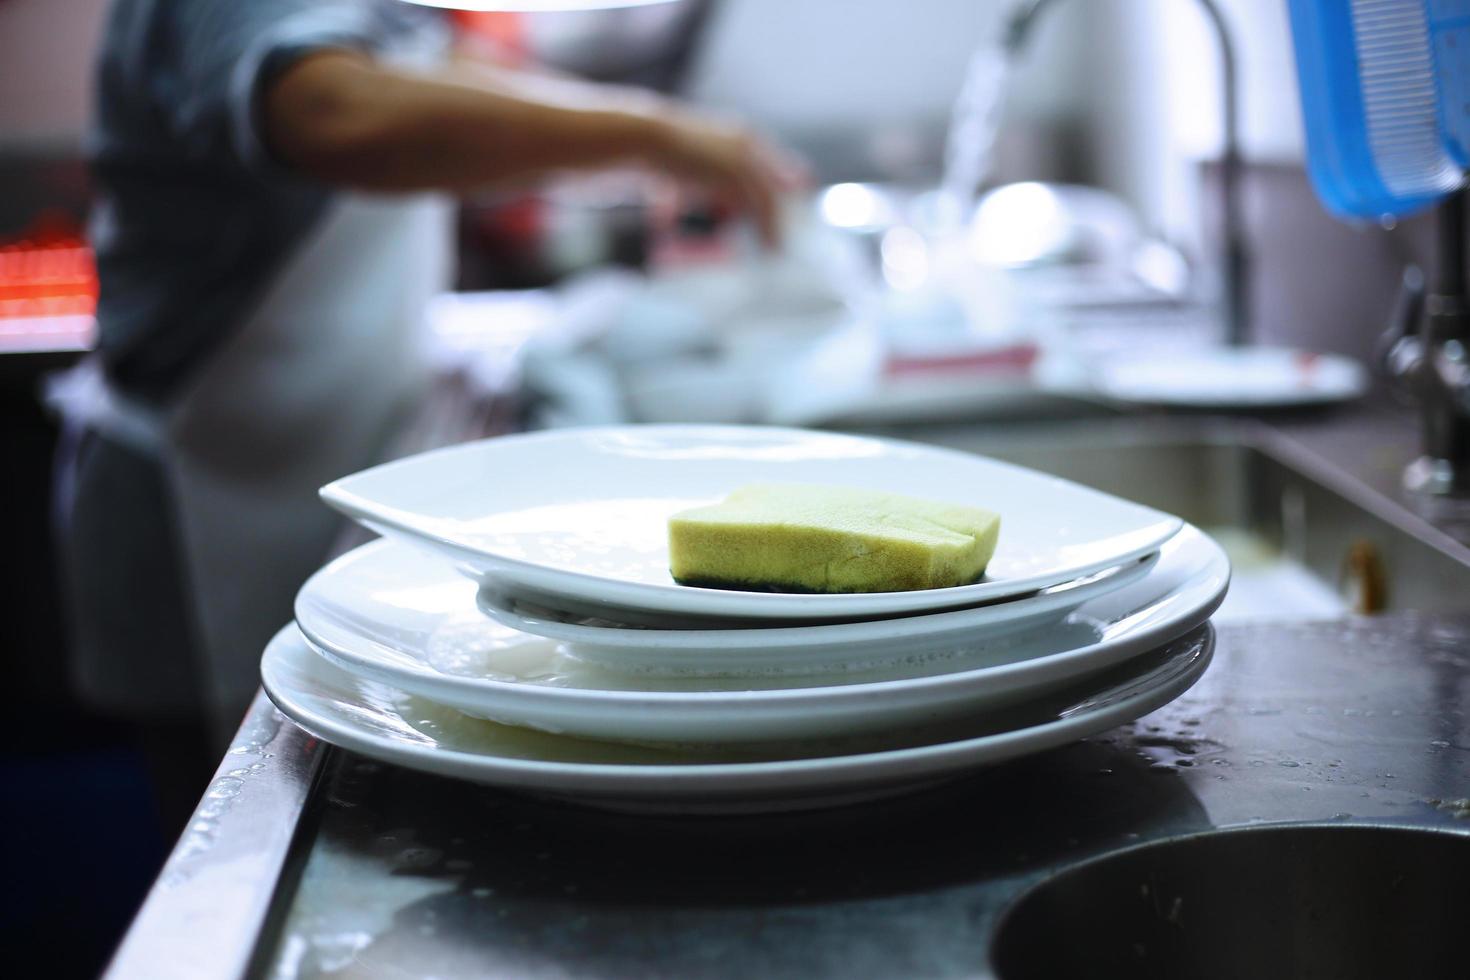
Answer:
[1288, 0, 1469, 221]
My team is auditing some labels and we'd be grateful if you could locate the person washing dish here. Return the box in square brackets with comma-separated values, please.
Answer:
[52, 0, 798, 818]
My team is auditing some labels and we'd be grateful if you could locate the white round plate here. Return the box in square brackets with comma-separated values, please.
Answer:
[263, 623, 1213, 813]
[291, 526, 1227, 745]
[319, 425, 1182, 621]
[1094, 347, 1367, 408]
[472, 554, 1157, 675]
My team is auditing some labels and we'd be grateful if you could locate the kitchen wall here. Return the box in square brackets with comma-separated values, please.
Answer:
[687, 0, 1093, 182]
[687, 0, 1309, 240]
[0, 0, 110, 148]
[689, 0, 1420, 363]
[1079, 0, 1429, 362]
[1080, 0, 1307, 252]
[0, 0, 108, 232]
[0, 0, 1307, 209]
[0, 0, 1430, 361]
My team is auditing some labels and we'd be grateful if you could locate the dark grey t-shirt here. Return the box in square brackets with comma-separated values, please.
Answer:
[89, 0, 440, 403]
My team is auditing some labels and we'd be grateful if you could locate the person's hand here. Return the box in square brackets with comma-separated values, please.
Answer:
[639, 106, 807, 249]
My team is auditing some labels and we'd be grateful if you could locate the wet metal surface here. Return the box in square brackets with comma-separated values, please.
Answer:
[253, 616, 1470, 979]
[891, 414, 1470, 614]
[105, 698, 324, 980]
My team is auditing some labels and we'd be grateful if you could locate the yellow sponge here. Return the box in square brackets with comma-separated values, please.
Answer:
[668, 483, 1000, 594]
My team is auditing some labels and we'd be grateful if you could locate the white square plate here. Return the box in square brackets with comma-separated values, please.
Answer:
[321, 425, 1183, 621]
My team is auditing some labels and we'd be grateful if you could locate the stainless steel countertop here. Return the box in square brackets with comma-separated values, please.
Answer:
[103, 401, 1470, 980]
[107, 616, 1470, 980]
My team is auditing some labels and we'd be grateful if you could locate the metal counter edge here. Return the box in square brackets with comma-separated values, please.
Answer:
[102, 692, 327, 980]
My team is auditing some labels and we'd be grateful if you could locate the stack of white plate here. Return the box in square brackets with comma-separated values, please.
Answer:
[263, 425, 1229, 813]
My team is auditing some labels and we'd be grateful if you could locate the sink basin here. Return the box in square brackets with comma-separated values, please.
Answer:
[989, 823, 1470, 980]
[876, 418, 1470, 617]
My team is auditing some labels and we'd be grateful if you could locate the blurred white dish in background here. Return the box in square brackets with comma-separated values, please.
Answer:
[320, 425, 1184, 621]
[262, 623, 1215, 813]
[819, 182, 903, 233]
[1095, 347, 1368, 408]
[969, 182, 1142, 269]
[518, 200, 863, 427]
[290, 524, 1226, 745]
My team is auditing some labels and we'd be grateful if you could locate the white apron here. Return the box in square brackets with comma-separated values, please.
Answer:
[53, 193, 452, 739]
[51, 14, 455, 740]
[169, 192, 453, 734]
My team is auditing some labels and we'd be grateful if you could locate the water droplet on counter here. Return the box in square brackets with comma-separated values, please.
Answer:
[310, 931, 374, 972]
[1279, 761, 1300, 768]
[396, 846, 442, 870]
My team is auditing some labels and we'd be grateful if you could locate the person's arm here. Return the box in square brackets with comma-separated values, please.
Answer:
[262, 51, 798, 245]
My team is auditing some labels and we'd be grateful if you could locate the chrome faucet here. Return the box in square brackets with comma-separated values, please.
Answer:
[1003, 0, 1248, 347]
[1382, 189, 1470, 505]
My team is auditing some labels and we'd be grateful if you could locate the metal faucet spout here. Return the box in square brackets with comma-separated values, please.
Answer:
[1004, 0, 1247, 346]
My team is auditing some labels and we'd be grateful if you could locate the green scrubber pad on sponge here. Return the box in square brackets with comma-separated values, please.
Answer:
[668, 483, 1000, 594]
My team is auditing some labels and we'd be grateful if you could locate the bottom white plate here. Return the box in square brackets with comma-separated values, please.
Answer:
[262, 623, 1214, 814]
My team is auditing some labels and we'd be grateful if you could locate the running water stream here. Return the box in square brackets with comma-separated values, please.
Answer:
[937, 44, 1013, 233]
